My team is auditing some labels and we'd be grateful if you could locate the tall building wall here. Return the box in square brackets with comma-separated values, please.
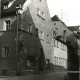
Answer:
[21, 0, 52, 63]
[0, 0, 53, 74]
[28, 0, 52, 60]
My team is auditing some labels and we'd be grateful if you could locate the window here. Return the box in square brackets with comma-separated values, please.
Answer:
[61, 58, 62, 66]
[59, 58, 63, 66]
[55, 28, 58, 34]
[63, 30, 66, 41]
[61, 43, 65, 50]
[38, 9, 41, 15]
[57, 41, 59, 48]
[54, 23, 56, 25]
[59, 57, 61, 66]
[42, 12, 45, 18]
[63, 58, 67, 67]
[54, 57, 58, 65]
[2, 47, 9, 58]
[53, 29, 56, 37]
[40, 31, 44, 39]
[54, 57, 56, 65]
[37, 9, 45, 20]
[27, 23, 32, 33]
[54, 40, 55, 46]
[35, 28, 38, 36]
[56, 57, 58, 65]
[60, 58, 62, 66]
[4, 0, 15, 9]
[5, 20, 11, 30]
[4, 4, 8, 9]
[63, 59, 67, 68]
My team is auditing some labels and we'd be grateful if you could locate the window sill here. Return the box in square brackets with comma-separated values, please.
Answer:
[37, 14, 45, 20]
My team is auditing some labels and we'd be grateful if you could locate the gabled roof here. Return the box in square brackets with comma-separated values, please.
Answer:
[1, 0, 26, 17]
[51, 15, 67, 27]
[51, 15, 60, 21]
[68, 26, 80, 31]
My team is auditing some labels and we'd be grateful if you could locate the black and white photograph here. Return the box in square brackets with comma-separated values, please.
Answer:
[0, 0, 79, 80]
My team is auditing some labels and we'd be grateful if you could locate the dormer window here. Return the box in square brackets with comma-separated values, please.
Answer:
[4, 3, 8, 9]
[3, 0, 15, 9]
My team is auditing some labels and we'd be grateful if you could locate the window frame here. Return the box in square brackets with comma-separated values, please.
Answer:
[42, 12, 45, 19]
[35, 28, 38, 36]
[27, 22, 32, 33]
[5, 20, 11, 31]
[1, 47, 9, 58]
[40, 31, 44, 40]
[4, 4, 8, 9]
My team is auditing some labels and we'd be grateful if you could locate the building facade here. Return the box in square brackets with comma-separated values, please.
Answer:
[51, 15, 79, 80]
[0, 0, 52, 75]
[51, 15, 72, 71]
[52, 38, 67, 71]
[51, 15, 79, 73]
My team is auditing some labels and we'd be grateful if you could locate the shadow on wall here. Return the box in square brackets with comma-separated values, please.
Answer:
[0, 7, 46, 76]
[67, 34, 79, 80]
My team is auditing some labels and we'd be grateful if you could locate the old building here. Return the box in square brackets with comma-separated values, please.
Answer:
[51, 15, 79, 73]
[51, 15, 79, 80]
[67, 26, 79, 71]
[52, 38, 67, 71]
[0, 0, 52, 75]
[67, 26, 80, 80]
[51, 15, 71, 71]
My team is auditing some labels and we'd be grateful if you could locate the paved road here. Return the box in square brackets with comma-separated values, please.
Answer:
[0, 72, 66, 80]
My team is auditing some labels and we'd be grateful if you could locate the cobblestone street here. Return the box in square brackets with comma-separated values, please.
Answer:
[0, 72, 66, 80]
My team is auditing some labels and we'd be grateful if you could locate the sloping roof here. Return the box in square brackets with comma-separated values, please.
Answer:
[1, 0, 26, 17]
[51, 15, 67, 27]
[51, 15, 60, 21]
[68, 26, 80, 31]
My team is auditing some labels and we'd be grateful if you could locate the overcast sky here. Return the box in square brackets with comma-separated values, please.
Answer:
[46, 0, 80, 26]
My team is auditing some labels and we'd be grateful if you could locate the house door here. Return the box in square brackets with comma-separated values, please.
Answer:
[39, 57, 43, 71]
[39, 48, 44, 71]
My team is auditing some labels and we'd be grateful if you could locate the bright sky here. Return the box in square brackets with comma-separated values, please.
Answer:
[46, 0, 80, 26]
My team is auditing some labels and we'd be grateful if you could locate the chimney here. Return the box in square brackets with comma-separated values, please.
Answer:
[63, 30, 66, 42]
[0, 0, 1, 18]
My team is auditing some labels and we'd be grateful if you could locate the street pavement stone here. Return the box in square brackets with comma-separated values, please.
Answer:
[0, 72, 66, 80]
